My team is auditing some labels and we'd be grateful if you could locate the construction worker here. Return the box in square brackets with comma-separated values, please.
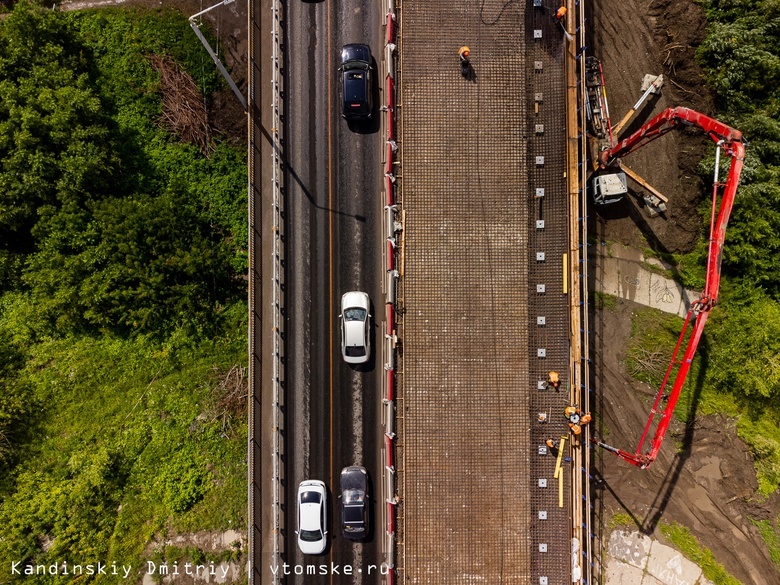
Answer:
[545, 438, 572, 462]
[547, 371, 561, 391]
[555, 5, 567, 23]
[458, 46, 471, 77]
[565, 406, 592, 434]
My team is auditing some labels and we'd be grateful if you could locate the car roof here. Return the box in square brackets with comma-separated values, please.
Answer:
[299, 481, 325, 531]
[300, 501, 322, 531]
[344, 320, 366, 349]
[344, 71, 368, 101]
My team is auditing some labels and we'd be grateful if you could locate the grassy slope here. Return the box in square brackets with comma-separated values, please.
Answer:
[0, 5, 247, 580]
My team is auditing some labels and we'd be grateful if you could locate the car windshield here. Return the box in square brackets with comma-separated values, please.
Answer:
[300, 529, 323, 542]
[343, 308, 366, 321]
[343, 489, 364, 504]
[301, 491, 321, 504]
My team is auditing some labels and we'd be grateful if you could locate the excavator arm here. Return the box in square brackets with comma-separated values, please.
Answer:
[594, 107, 746, 468]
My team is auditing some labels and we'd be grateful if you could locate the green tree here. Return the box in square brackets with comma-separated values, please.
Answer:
[723, 180, 780, 295]
[24, 188, 239, 337]
[0, 2, 116, 260]
[706, 288, 780, 406]
[0, 326, 32, 468]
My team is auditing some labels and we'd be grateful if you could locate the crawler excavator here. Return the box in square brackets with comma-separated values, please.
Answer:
[592, 106, 746, 469]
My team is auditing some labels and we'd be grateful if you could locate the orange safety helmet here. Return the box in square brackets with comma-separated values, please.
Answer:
[564, 406, 578, 418]
[570, 423, 582, 435]
[556, 6, 567, 20]
[580, 413, 592, 425]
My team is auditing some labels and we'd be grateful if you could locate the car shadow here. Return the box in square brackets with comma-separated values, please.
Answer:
[365, 469, 375, 543]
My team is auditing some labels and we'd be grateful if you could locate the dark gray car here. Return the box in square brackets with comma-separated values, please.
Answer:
[340, 466, 369, 539]
[339, 44, 373, 120]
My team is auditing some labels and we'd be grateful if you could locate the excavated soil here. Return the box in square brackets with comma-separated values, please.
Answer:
[590, 298, 780, 584]
[588, 0, 714, 254]
[588, 0, 780, 583]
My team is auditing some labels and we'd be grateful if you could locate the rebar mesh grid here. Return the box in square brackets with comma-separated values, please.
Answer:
[526, 3, 575, 584]
[394, 0, 574, 582]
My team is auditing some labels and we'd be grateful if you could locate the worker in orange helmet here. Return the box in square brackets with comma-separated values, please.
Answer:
[547, 371, 561, 391]
[569, 423, 582, 435]
[545, 438, 572, 462]
[458, 45, 471, 77]
[555, 5, 567, 22]
[580, 412, 592, 425]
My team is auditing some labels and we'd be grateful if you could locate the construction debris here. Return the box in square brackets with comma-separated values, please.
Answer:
[148, 53, 214, 157]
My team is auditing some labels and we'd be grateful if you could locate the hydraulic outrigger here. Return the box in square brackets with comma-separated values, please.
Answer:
[592, 107, 746, 468]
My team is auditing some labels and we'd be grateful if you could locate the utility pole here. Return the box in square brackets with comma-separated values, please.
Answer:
[189, 0, 247, 111]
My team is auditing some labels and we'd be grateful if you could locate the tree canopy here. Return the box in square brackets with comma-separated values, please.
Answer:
[698, 0, 780, 298]
[0, 1, 245, 339]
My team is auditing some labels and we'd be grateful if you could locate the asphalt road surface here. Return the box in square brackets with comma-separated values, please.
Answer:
[279, 1, 385, 583]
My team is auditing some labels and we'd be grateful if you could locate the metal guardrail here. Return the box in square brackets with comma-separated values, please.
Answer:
[270, 0, 284, 582]
[383, 1, 398, 583]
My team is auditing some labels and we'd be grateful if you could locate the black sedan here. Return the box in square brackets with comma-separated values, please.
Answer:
[339, 466, 369, 540]
[339, 44, 373, 120]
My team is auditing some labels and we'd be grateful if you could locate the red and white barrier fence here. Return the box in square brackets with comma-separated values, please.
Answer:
[383, 1, 398, 584]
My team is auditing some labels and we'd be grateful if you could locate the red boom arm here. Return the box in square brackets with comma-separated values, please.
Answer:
[594, 107, 746, 468]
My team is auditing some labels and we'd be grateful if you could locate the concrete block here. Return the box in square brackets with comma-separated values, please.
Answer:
[641, 573, 665, 585]
[647, 540, 702, 585]
[608, 530, 651, 570]
[604, 559, 644, 584]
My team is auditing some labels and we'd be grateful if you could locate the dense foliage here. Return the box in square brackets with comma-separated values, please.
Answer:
[0, 2, 244, 340]
[0, 1, 247, 578]
[694, 0, 780, 488]
[698, 0, 780, 297]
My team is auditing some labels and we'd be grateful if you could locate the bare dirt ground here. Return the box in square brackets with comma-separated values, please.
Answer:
[588, 0, 780, 583]
[588, 0, 714, 254]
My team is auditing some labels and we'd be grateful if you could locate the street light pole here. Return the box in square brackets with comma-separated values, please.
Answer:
[189, 0, 247, 110]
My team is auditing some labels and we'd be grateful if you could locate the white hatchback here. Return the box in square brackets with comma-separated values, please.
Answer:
[340, 291, 371, 364]
[296, 480, 327, 554]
